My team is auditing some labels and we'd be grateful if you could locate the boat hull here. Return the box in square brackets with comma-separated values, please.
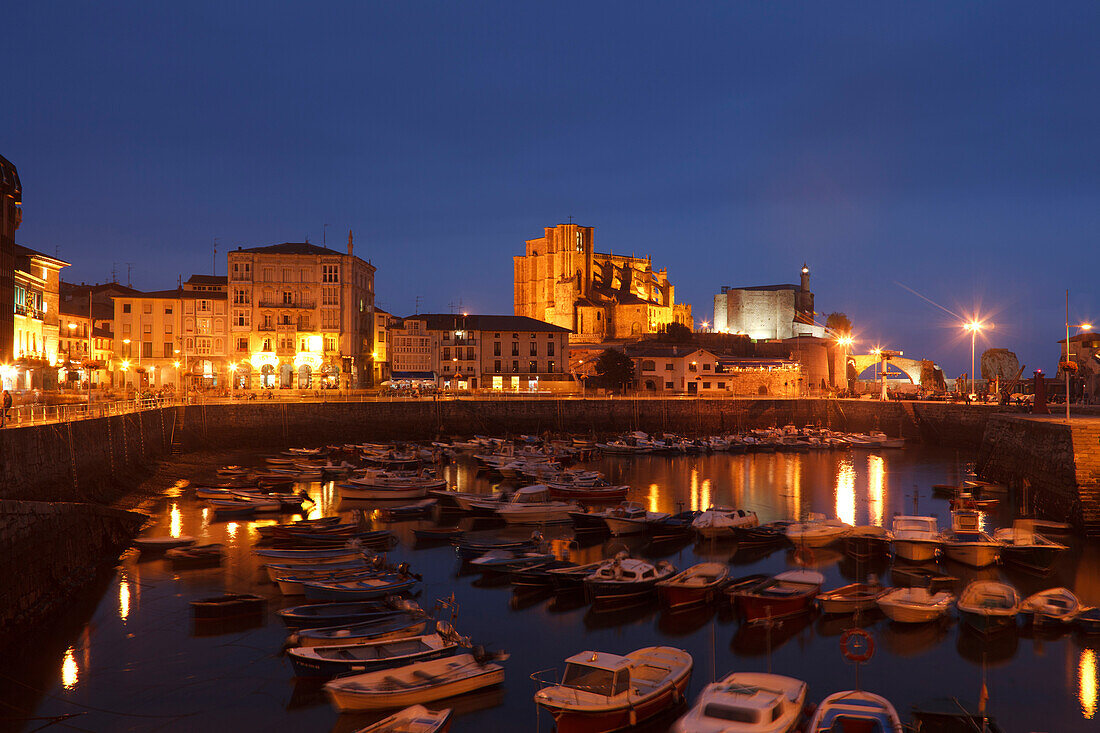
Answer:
[943, 542, 1000, 567]
[289, 643, 457, 678]
[959, 609, 1016, 634]
[539, 668, 691, 733]
[656, 583, 723, 612]
[326, 666, 504, 711]
[893, 539, 940, 563]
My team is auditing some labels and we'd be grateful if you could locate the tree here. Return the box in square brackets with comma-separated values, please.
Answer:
[825, 312, 852, 335]
[592, 349, 636, 391]
[660, 322, 693, 342]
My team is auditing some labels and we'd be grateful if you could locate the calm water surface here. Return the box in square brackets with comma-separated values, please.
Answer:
[13, 446, 1100, 732]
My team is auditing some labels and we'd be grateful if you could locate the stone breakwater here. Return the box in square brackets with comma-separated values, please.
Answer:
[0, 501, 145, 637]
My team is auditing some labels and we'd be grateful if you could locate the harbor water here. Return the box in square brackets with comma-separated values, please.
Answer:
[6, 445, 1100, 732]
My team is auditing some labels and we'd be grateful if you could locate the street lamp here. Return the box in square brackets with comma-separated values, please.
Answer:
[228, 362, 238, 397]
[962, 320, 992, 398]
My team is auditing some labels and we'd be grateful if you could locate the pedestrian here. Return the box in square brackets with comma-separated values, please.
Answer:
[1, 389, 11, 427]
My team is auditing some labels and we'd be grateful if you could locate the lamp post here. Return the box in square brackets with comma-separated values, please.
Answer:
[228, 362, 238, 399]
[962, 320, 992, 399]
[122, 338, 132, 389]
[1063, 286, 1093, 420]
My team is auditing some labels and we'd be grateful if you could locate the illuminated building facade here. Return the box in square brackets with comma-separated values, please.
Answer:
[226, 237, 376, 389]
[514, 223, 692, 343]
[10, 245, 69, 390]
[0, 154, 20, 366]
[389, 314, 573, 391]
[712, 264, 824, 340]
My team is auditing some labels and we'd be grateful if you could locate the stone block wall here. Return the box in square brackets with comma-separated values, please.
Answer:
[0, 501, 144, 634]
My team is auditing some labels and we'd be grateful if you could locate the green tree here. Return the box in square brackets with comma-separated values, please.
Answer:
[593, 349, 636, 390]
[825, 312, 852, 335]
[662, 322, 693, 342]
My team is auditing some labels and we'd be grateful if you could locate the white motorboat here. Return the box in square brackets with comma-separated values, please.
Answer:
[692, 506, 760, 539]
[876, 587, 955, 623]
[673, 671, 807, 733]
[583, 555, 677, 606]
[600, 501, 670, 536]
[324, 653, 505, 711]
[891, 516, 943, 562]
[1019, 587, 1080, 626]
[943, 510, 1002, 567]
[495, 485, 578, 524]
[993, 520, 1068, 573]
[957, 581, 1019, 634]
[785, 513, 850, 548]
[534, 647, 693, 733]
[807, 690, 903, 732]
[353, 705, 452, 733]
[816, 582, 887, 615]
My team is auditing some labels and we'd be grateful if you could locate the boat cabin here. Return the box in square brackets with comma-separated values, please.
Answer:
[702, 684, 786, 725]
[510, 485, 552, 504]
[892, 515, 937, 533]
[592, 558, 658, 582]
[951, 509, 983, 535]
[559, 652, 632, 698]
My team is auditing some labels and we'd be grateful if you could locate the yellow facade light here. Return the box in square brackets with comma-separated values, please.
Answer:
[250, 352, 280, 369]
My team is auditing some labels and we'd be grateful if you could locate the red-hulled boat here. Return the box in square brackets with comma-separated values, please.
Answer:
[534, 646, 693, 733]
[729, 569, 824, 622]
[547, 484, 630, 502]
[655, 562, 729, 612]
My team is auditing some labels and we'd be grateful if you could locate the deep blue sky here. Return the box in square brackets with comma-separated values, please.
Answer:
[5, 2, 1097, 375]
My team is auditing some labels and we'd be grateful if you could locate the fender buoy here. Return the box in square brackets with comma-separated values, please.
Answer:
[840, 628, 875, 662]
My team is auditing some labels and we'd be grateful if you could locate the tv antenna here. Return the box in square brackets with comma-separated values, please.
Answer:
[125, 263, 134, 287]
[414, 295, 422, 315]
[213, 238, 219, 276]
[323, 223, 328, 245]
[111, 263, 118, 284]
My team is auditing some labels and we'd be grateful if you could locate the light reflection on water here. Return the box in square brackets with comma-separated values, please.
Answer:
[30, 446, 1100, 732]
[169, 503, 181, 538]
[1082, 648, 1097, 720]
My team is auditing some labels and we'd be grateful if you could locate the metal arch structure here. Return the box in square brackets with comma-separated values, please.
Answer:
[848, 354, 926, 385]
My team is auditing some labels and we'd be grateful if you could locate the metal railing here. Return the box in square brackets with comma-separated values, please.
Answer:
[0, 396, 187, 428]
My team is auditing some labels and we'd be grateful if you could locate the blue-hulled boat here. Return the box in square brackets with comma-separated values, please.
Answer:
[287, 613, 428, 647]
[302, 573, 418, 601]
[277, 599, 422, 627]
[287, 632, 460, 678]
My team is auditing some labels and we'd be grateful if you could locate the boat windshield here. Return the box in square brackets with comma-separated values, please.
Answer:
[702, 703, 761, 723]
[560, 663, 619, 696]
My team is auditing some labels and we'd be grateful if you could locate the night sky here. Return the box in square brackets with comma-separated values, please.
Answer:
[5, 2, 1097, 376]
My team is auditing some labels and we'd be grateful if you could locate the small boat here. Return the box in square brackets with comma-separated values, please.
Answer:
[546, 560, 608, 592]
[648, 511, 702, 543]
[352, 705, 453, 733]
[547, 484, 630, 503]
[165, 543, 224, 569]
[469, 548, 555, 572]
[876, 587, 955, 623]
[691, 507, 760, 539]
[842, 526, 892, 560]
[133, 536, 196, 552]
[672, 671, 806, 733]
[264, 559, 371, 583]
[303, 574, 418, 602]
[730, 570, 825, 622]
[339, 483, 432, 501]
[807, 690, 903, 732]
[209, 497, 284, 514]
[601, 501, 670, 536]
[943, 510, 1002, 568]
[325, 653, 506, 711]
[785, 514, 850, 548]
[412, 527, 464, 542]
[889, 565, 956, 591]
[1019, 587, 1080, 626]
[1075, 607, 1100, 634]
[507, 560, 578, 588]
[891, 516, 943, 563]
[655, 563, 730, 612]
[816, 581, 887, 615]
[288, 631, 461, 678]
[956, 581, 1019, 634]
[735, 522, 791, 549]
[429, 489, 505, 513]
[253, 547, 361, 565]
[992, 520, 1068, 573]
[381, 499, 438, 520]
[534, 646, 693, 733]
[495, 485, 578, 525]
[256, 516, 341, 538]
[453, 533, 543, 561]
[583, 555, 677, 607]
[190, 593, 265, 620]
[288, 613, 429, 648]
[278, 599, 422, 627]
[275, 569, 391, 596]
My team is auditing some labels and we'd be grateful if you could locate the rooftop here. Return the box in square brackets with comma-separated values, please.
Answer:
[234, 242, 346, 257]
[186, 274, 228, 285]
[404, 313, 571, 333]
[14, 243, 71, 268]
[0, 154, 21, 200]
[721, 283, 800, 293]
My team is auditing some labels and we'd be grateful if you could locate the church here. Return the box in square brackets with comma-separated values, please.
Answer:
[513, 223, 692, 343]
[712, 265, 825, 340]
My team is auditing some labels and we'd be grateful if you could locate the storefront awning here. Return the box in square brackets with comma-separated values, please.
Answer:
[390, 371, 436, 380]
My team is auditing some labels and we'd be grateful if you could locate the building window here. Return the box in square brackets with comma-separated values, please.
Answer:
[511, 342, 519, 356]
[665, 362, 674, 371]
[665, 381, 673, 389]
[198, 300, 212, 313]
[195, 338, 210, 355]
[122, 324, 131, 336]
[322, 309, 338, 329]
[547, 341, 555, 356]
[718, 382, 726, 389]
[162, 343, 173, 358]
[122, 304, 131, 314]
[547, 360, 555, 373]
[466, 347, 474, 361]
[322, 286, 338, 306]
[298, 314, 311, 330]
[234, 311, 250, 327]
[703, 363, 712, 371]
[641, 360, 656, 372]
[494, 360, 501, 373]
[688, 362, 698, 372]
[262, 314, 273, 329]
[493, 342, 501, 356]
[231, 262, 251, 281]
[283, 291, 293, 305]
[530, 342, 538, 356]
[234, 288, 249, 304]
[529, 360, 538, 373]
[324, 336, 337, 352]
[143, 303, 152, 314]
[237, 337, 248, 351]
[442, 347, 450, 360]
[703, 382, 711, 389]
[263, 338, 272, 351]
[322, 264, 339, 283]
[512, 360, 519, 373]
[143, 323, 152, 335]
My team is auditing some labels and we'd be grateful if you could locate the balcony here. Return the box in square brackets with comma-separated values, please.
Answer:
[259, 300, 316, 309]
[14, 304, 44, 321]
[257, 325, 276, 332]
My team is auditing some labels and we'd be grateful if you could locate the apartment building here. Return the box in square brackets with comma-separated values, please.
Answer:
[226, 238, 375, 389]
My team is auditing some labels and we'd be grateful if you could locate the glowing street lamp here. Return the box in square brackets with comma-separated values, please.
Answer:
[962, 320, 992, 398]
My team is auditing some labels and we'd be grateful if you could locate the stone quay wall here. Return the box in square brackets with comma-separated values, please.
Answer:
[978, 415, 1100, 533]
[0, 500, 145, 634]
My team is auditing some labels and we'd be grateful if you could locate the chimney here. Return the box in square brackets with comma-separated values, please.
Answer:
[348, 230, 354, 257]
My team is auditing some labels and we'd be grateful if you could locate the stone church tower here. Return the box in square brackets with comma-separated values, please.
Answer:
[513, 223, 691, 343]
